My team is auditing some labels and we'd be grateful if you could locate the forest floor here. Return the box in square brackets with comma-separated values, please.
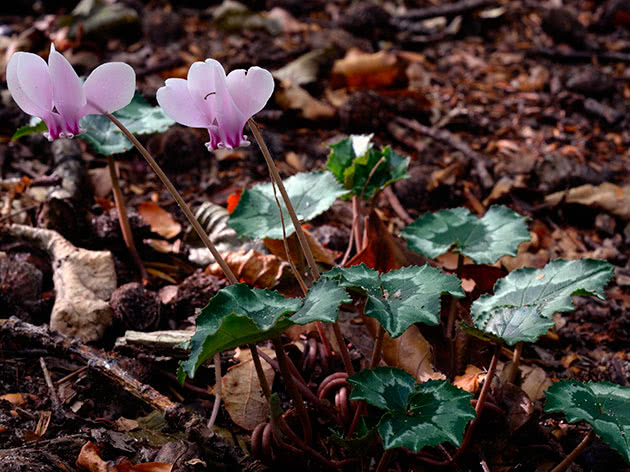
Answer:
[1, 0, 630, 471]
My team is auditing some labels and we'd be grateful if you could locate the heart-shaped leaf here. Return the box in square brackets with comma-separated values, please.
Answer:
[326, 136, 410, 200]
[402, 206, 530, 264]
[179, 279, 349, 381]
[348, 367, 475, 452]
[545, 380, 630, 463]
[463, 259, 613, 345]
[228, 171, 347, 240]
[323, 264, 464, 338]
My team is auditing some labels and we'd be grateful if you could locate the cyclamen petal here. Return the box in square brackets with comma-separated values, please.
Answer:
[226, 67, 274, 119]
[83, 62, 136, 115]
[48, 44, 86, 135]
[6, 44, 136, 141]
[7, 52, 53, 118]
[157, 78, 210, 128]
[156, 58, 274, 151]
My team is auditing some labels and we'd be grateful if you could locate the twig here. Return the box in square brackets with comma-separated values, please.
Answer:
[396, 0, 494, 21]
[394, 118, 493, 189]
[106, 155, 148, 284]
[550, 430, 595, 472]
[39, 357, 61, 414]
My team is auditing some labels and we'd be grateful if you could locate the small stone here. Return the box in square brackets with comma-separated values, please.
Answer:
[595, 213, 617, 236]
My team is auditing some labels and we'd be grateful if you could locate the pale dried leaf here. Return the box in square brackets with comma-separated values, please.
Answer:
[520, 365, 553, 401]
[545, 183, 630, 221]
[7, 225, 116, 342]
[221, 347, 276, 431]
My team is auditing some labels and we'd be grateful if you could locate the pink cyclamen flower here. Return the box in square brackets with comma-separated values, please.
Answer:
[7, 44, 135, 141]
[156, 59, 274, 151]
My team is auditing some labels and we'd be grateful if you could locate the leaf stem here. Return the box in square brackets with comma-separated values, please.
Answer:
[550, 430, 595, 472]
[207, 353, 221, 429]
[370, 325, 386, 369]
[375, 449, 394, 472]
[249, 343, 272, 400]
[448, 252, 464, 378]
[106, 155, 148, 284]
[272, 337, 312, 443]
[504, 341, 523, 385]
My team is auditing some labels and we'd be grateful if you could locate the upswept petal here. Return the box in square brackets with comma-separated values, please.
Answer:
[156, 78, 210, 127]
[226, 67, 274, 118]
[6, 52, 53, 117]
[48, 44, 85, 125]
[186, 60, 221, 121]
[209, 60, 246, 148]
[83, 62, 136, 115]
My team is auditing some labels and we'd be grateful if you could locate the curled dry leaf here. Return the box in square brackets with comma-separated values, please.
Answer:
[453, 365, 487, 394]
[364, 316, 443, 381]
[206, 249, 289, 288]
[264, 227, 340, 268]
[332, 49, 401, 89]
[76, 441, 109, 472]
[275, 82, 336, 120]
[138, 201, 182, 239]
[545, 182, 630, 221]
[381, 324, 445, 381]
[220, 347, 276, 431]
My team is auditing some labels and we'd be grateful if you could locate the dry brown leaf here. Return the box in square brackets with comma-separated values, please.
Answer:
[221, 347, 276, 431]
[520, 365, 553, 401]
[138, 201, 182, 239]
[0, 393, 26, 406]
[545, 183, 630, 221]
[332, 49, 401, 89]
[76, 441, 108, 472]
[275, 82, 336, 120]
[206, 249, 289, 288]
[381, 324, 444, 381]
[264, 229, 340, 268]
[454, 365, 487, 394]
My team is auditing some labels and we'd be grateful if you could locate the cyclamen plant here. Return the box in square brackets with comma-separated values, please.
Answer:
[6, 45, 630, 471]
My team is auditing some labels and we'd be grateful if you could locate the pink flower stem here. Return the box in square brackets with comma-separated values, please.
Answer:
[248, 119, 354, 376]
[106, 155, 149, 284]
[104, 112, 243, 432]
